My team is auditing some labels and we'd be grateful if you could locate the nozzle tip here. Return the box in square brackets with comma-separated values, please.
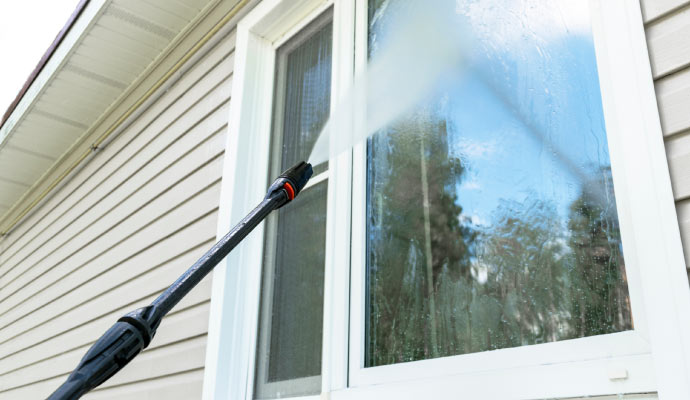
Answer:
[266, 161, 313, 205]
[280, 161, 312, 196]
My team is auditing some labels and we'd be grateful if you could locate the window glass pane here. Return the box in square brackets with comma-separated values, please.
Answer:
[255, 10, 332, 398]
[365, 0, 633, 367]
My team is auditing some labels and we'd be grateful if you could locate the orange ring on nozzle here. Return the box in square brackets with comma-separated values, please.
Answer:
[283, 182, 295, 201]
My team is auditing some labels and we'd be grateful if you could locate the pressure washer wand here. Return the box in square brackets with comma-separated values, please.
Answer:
[48, 161, 313, 400]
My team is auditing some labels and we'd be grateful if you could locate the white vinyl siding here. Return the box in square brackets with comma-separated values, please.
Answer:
[0, 26, 236, 400]
[205, 1, 684, 399]
[0, 0, 688, 398]
[642, 0, 690, 274]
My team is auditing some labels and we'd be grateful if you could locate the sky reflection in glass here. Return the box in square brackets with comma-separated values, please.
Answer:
[366, 0, 633, 367]
[448, 1, 610, 227]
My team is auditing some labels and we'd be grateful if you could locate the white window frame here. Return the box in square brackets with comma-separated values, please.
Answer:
[203, 0, 353, 399]
[205, 0, 690, 399]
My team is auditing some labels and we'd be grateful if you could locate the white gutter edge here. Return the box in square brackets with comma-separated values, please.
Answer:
[0, 0, 109, 150]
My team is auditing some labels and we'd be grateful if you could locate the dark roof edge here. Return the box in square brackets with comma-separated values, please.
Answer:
[1, 0, 90, 128]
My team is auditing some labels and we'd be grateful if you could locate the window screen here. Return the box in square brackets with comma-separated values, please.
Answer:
[254, 8, 333, 399]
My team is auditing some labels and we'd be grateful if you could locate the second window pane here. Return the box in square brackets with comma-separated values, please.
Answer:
[365, 0, 633, 367]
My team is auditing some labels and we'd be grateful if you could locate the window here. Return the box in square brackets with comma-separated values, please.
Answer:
[254, 9, 333, 399]
[347, 2, 654, 394]
[208, 0, 690, 399]
[364, 0, 632, 367]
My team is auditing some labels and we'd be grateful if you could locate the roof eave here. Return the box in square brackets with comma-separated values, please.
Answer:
[0, 0, 90, 129]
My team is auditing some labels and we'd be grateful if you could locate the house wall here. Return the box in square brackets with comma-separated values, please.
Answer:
[0, 0, 686, 399]
[642, 0, 690, 274]
[0, 22, 236, 400]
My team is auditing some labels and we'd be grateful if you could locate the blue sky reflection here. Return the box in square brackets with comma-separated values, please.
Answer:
[365, 0, 632, 365]
[440, 0, 613, 228]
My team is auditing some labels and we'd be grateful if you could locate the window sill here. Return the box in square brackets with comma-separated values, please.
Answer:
[333, 352, 655, 399]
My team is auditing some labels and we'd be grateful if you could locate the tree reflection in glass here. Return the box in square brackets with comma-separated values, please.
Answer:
[365, 0, 633, 367]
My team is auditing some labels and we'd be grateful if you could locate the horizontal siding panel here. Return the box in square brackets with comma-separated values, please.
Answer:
[646, 6, 690, 78]
[0, 44, 234, 269]
[1, 363, 204, 400]
[0, 80, 230, 289]
[0, 122, 226, 312]
[100, 335, 207, 389]
[665, 133, 690, 200]
[0, 167, 223, 338]
[0, 375, 65, 399]
[655, 68, 690, 136]
[2, 192, 216, 341]
[675, 200, 690, 267]
[0, 279, 212, 381]
[0, 207, 217, 362]
[643, 0, 690, 272]
[0, 303, 210, 391]
[84, 369, 205, 400]
[0, 206, 218, 352]
[0, 25, 236, 398]
[0, 159, 221, 333]
[0, 118, 226, 308]
[0, 32, 234, 259]
[642, 0, 690, 23]
[0, 297, 209, 398]
[150, 301, 211, 350]
[0, 83, 229, 279]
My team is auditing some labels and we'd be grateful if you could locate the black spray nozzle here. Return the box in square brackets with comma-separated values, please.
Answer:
[265, 161, 313, 205]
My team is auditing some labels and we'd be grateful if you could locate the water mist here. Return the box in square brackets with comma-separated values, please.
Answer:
[308, 0, 470, 165]
[307, 0, 608, 215]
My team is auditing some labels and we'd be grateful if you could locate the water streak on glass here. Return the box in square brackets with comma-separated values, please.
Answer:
[366, 0, 633, 367]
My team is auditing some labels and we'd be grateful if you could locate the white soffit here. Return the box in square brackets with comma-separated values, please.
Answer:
[0, 0, 217, 219]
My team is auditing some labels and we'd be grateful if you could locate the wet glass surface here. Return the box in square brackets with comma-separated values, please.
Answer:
[366, 0, 633, 367]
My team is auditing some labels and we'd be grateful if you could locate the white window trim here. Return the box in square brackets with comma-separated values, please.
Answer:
[586, 1, 690, 397]
[205, 0, 690, 399]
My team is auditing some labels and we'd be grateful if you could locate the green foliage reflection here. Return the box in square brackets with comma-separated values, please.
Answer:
[366, 116, 632, 367]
